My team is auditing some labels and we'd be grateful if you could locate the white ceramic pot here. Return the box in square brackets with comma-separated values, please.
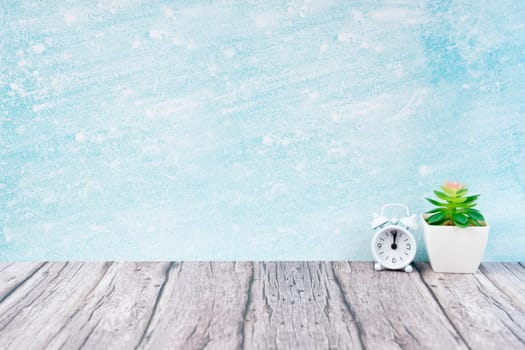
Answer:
[422, 214, 489, 273]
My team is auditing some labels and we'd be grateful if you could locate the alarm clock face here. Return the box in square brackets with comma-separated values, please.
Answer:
[371, 225, 416, 270]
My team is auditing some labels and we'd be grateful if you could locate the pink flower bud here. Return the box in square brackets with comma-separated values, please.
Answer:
[443, 181, 464, 192]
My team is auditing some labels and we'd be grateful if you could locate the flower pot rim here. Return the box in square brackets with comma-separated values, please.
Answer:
[421, 213, 489, 229]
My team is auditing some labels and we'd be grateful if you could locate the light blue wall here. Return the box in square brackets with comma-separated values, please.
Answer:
[1, 1, 524, 260]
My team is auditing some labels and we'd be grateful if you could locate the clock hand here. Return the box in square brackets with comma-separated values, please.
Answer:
[391, 231, 398, 250]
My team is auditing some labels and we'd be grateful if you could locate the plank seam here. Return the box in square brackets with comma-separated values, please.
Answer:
[0, 263, 69, 332]
[498, 263, 525, 284]
[479, 264, 525, 308]
[378, 299, 406, 349]
[330, 262, 365, 350]
[473, 280, 525, 343]
[413, 264, 472, 350]
[43, 262, 114, 348]
[78, 318, 101, 349]
[134, 261, 175, 350]
[239, 261, 255, 350]
[0, 262, 48, 304]
[0, 263, 15, 273]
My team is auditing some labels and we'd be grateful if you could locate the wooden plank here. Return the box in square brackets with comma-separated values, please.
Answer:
[0, 262, 111, 349]
[0, 263, 46, 303]
[417, 262, 525, 349]
[136, 262, 253, 349]
[480, 262, 525, 311]
[243, 262, 363, 350]
[45, 262, 171, 349]
[332, 262, 468, 349]
[1, 262, 524, 350]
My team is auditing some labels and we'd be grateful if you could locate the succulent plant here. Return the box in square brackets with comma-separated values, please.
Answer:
[425, 181, 486, 227]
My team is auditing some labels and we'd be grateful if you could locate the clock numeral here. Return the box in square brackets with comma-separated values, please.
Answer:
[376, 243, 382, 249]
[406, 243, 411, 250]
[392, 257, 397, 263]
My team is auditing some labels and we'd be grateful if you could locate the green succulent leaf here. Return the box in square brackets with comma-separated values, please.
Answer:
[433, 190, 452, 202]
[469, 218, 481, 226]
[426, 198, 448, 207]
[441, 185, 457, 196]
[462, 194, 480, 204]
[463, 208, 482, 214]
[456, 188, 468, 196]
[448, 196, 467, 204]
[466, 210, 485, 222]
[453, 213, 469, 227]
[459, 202, 477, 209]
[427, 212, 447, 225]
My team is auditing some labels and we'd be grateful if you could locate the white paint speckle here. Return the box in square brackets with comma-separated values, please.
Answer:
[320, 43, 329, 52]
[75, 132, 87, 143]
[109, 160, 120, 170]
[279, 138, 291, 146]
[32, 103, 52, 112]
[360, 41, 371, 49]
[2, 227, 12, 242]
[131, 40, 141, 49]
[268, 183, 287, 199]
[255, 13, 279, 29]
[352, 10, 365, 21]
[331, 112, 342, 122]
[9, 83, 27, 97]
[294, 162, 306, 172]
[262, 135, 274, 145]
[208, 63, 218, 75]
[419, 165, 432, 176]
[63, 12, 77, 24]
[148, 30, 164, 40]
[224, 48, 236, 58]
[163, 7, 176, 19]
[370, 8, 427, 25]
[337, 32, 355, 42]
[31, 44, 46, 53]
[308, 91, 320, 100]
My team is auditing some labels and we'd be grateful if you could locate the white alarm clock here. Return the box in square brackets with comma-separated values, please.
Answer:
[371, 203, 418, 272]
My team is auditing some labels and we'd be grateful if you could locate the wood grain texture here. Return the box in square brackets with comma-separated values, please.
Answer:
[136, 262, 253, 349]
[243, 262, 363, 349]
[0, 262, 46, 303]
[333, 262, 468, 350]
[0, 262, 524, 350]
[416, 262, 525, 350]
[46, 262, 171, 349]
[0, 262, 110, 349]
[480, 263, 525, 312]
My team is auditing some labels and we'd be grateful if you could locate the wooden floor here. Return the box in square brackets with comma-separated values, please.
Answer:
[0, 262, 524, 350]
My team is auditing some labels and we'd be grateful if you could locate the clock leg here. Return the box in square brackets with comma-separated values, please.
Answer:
[374, 262, 384, 271]
[404, 264, 413, 273]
